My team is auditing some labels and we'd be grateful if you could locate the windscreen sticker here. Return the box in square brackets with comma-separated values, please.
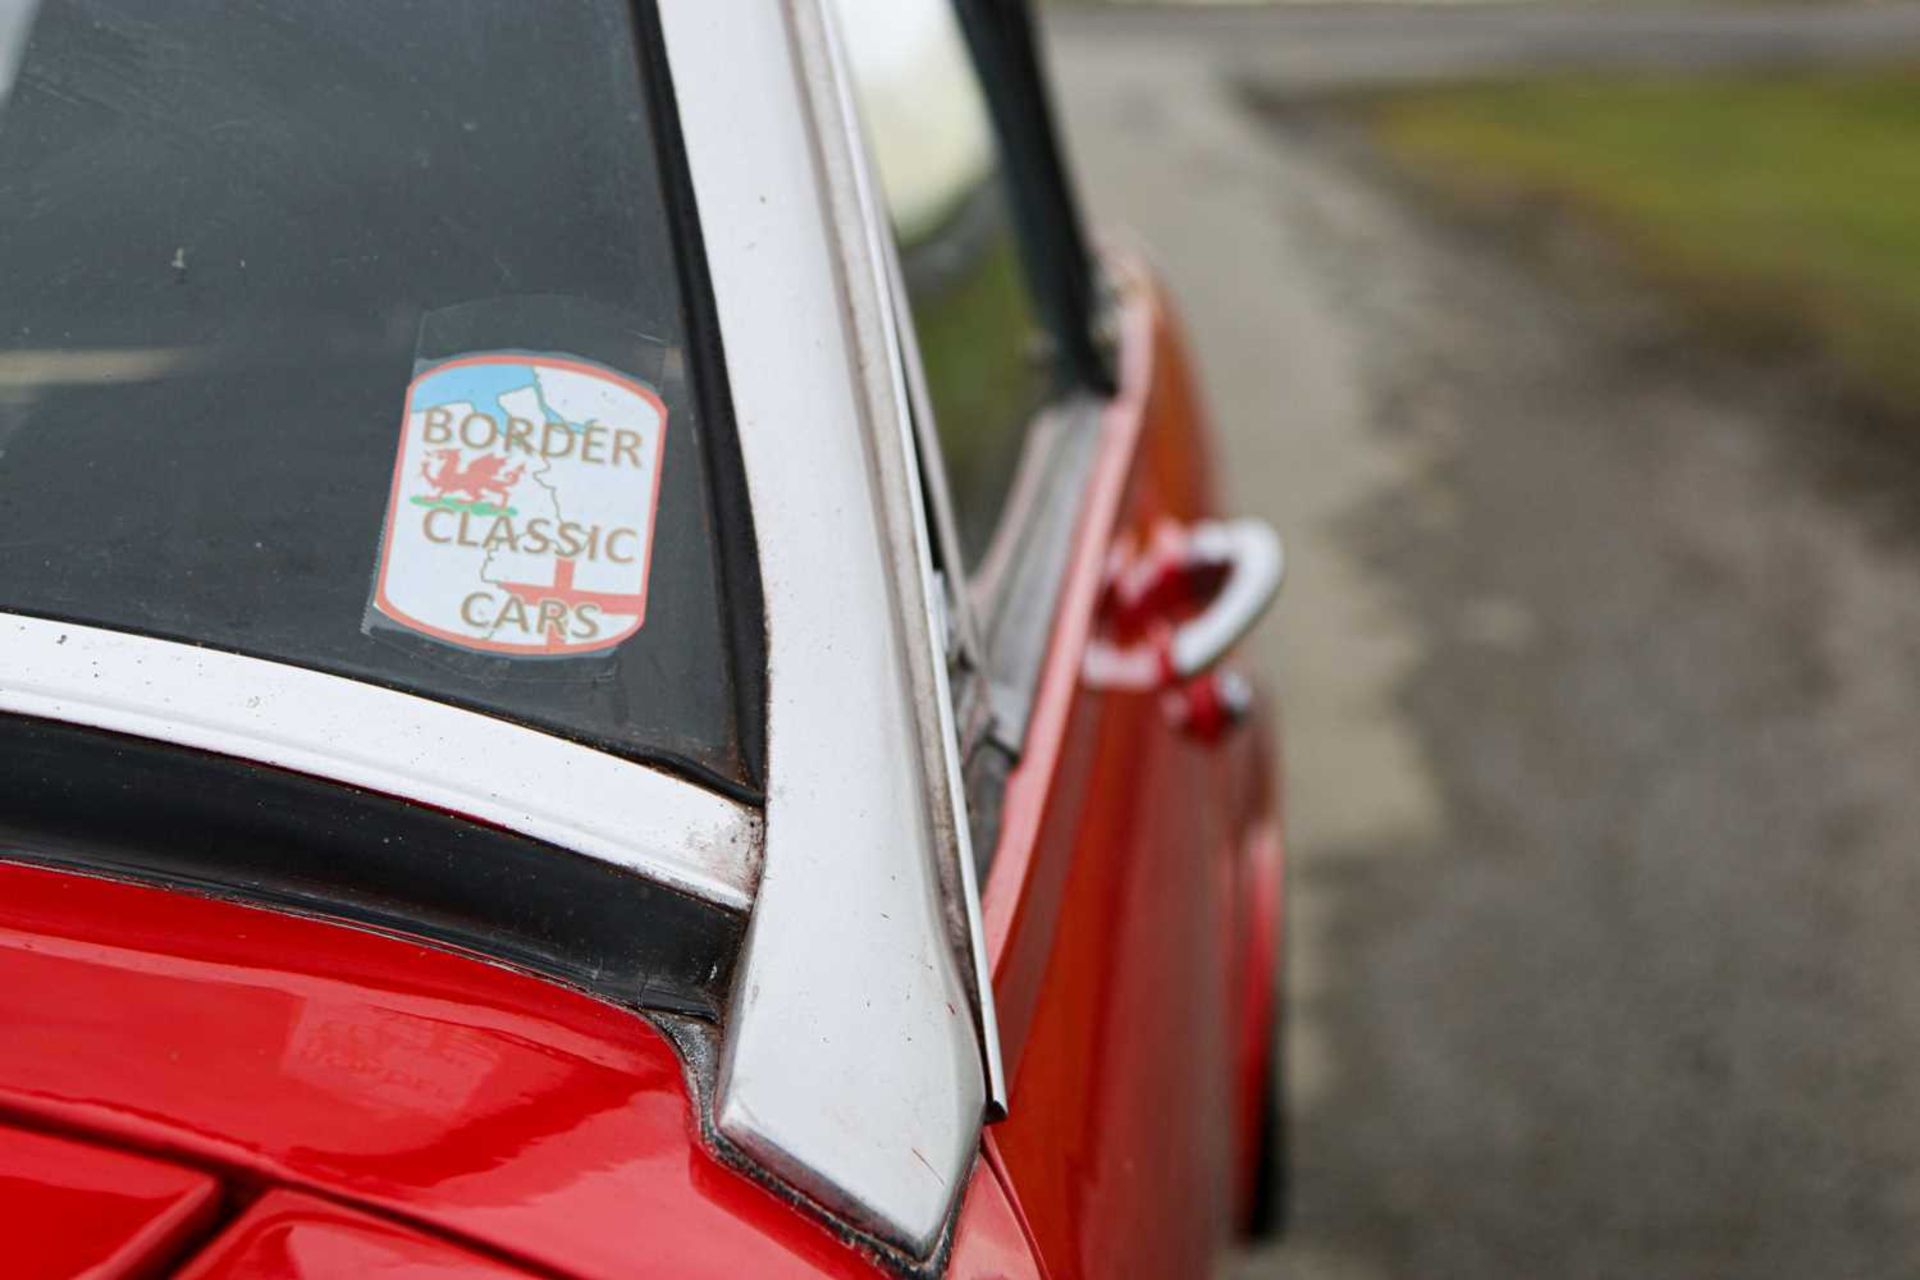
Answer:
[370, 351, 667, 657]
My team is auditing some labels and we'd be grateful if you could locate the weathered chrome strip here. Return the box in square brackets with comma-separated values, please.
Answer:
[972, 394, 1105, 755]
[0, 616, 759, 911]
[809, 0, 1009, 1122]
[662, 0, 987, 1258]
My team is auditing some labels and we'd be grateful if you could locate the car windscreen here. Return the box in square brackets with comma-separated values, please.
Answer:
[0, 0, 763, 796]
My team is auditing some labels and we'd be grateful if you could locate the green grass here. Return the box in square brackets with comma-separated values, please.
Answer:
[912, 236, 1050, 561]
[1364, 68, 1920, 415]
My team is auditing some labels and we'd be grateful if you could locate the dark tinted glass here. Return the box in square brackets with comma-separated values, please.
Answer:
[0, 0, 760, 792]
[836, 0, 1052, 569]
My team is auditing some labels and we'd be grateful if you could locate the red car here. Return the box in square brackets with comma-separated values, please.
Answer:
[0, 1, 1285, 1276]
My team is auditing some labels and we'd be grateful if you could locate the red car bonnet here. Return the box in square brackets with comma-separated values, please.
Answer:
[0, 861, 896, 1280]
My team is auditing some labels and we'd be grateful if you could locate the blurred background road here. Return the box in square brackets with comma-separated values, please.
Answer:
[1042, 4, 1920, 1276]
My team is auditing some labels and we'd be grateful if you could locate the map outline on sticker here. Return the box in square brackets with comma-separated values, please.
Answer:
[370, 350, 669, 658]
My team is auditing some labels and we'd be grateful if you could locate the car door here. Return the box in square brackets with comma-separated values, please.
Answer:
[833, 2, 1284, 1275]
[974, 261, 1285, 1278]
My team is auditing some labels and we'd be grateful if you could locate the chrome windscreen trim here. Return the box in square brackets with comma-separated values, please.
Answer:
[818, 0, 1008, 1120]
[664, 0, 986, 1259]
[0, 615, 759, 911]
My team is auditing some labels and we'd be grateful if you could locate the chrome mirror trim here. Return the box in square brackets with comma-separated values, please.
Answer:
[1170, 519, 1286, 678]
[0, 615, 759, 909]
[1082, 518, 1288, 693]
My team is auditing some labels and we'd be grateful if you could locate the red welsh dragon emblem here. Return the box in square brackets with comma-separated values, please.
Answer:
[420, 448, 524, 509]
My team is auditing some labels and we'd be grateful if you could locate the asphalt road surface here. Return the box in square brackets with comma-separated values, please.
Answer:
[1043, 7, 1920, 1278]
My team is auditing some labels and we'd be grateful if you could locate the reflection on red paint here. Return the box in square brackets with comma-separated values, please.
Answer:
[0, 862, 879, 1280]
[0, 1122, 220, 1280]
[177, 1191, 535, 1279]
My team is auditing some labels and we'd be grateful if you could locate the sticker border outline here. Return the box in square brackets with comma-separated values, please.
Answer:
[370, 351, 671, 657]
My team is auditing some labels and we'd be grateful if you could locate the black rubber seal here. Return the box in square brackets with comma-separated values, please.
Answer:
[0, 715, 741, 1018]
